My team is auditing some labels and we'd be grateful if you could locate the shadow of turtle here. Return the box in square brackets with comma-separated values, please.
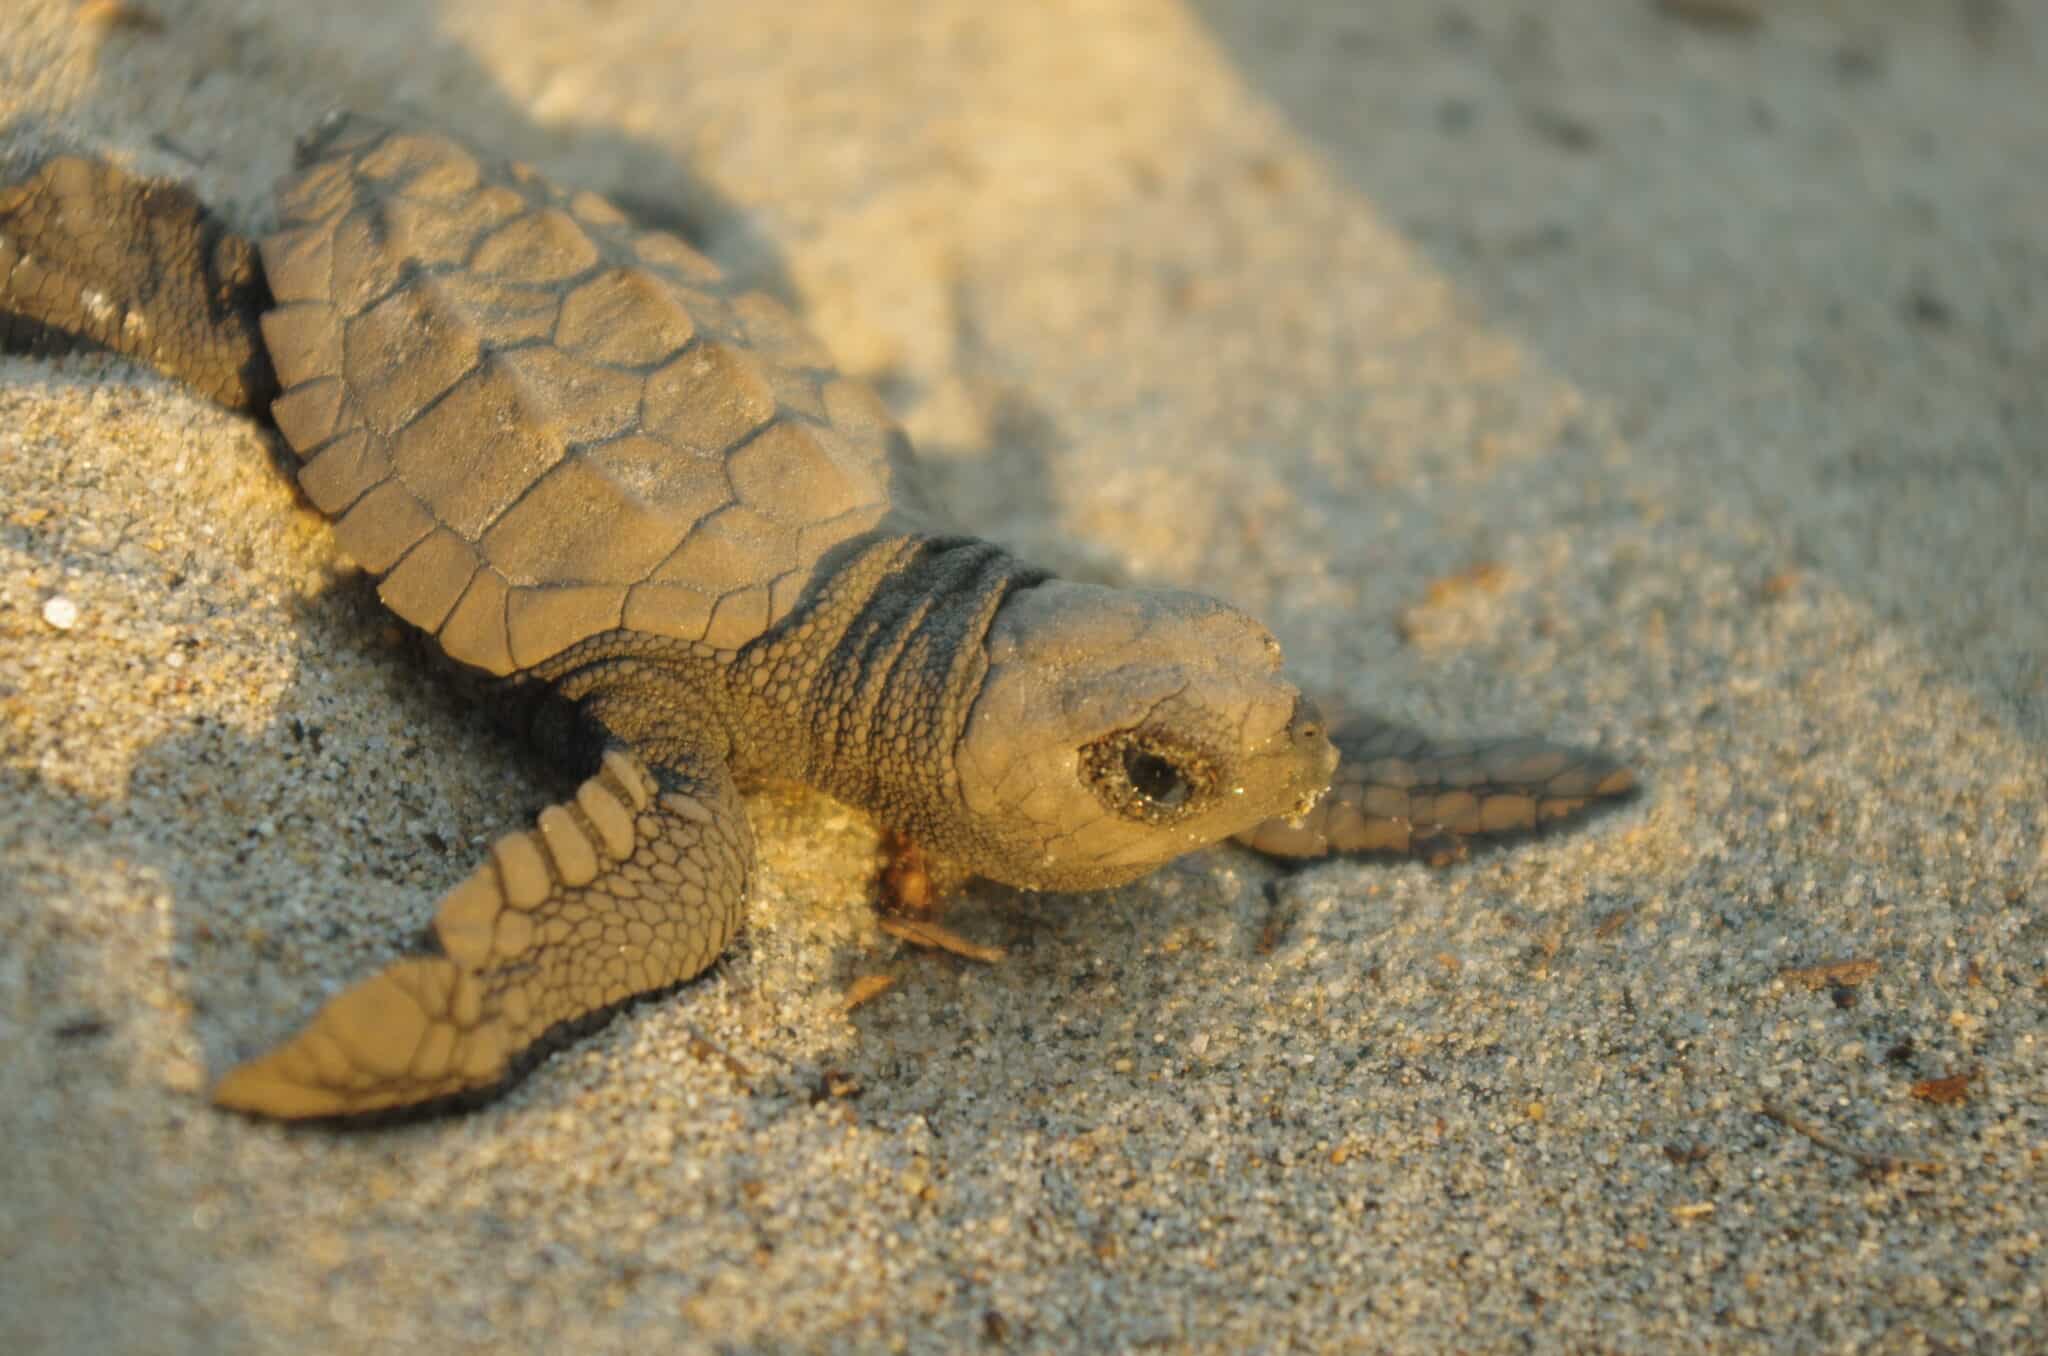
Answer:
[9, 550, 1216, 1120]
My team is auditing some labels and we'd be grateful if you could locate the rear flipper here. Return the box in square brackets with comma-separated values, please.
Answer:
[212, 749, 753, 1120]
[0, 153, 275, 410]
[1235, 715, 1635, 865]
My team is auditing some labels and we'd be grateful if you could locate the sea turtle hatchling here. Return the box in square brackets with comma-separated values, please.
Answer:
[0, 114, 1635, 1120]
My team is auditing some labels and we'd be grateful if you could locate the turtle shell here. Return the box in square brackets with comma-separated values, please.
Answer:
[256, 114, 912, 676]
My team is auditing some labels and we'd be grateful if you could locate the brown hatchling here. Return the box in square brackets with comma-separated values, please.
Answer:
[0, 114, 1635, 1119]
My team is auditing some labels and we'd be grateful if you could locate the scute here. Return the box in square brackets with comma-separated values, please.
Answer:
[556, 269, 695, 366]
[438, 569, 514, 673]
[257, 303, 342, 389]
[391, 360, 564, 538]
[727, 421, 883, 526]
[355, 132, 481, 199]
[334, 479, 434, 573]
[507, 585, 627, 669]
[642, 341, 778, 453]
[343, 284, 480, 434]
[482, 451, 704, 586]
[259, 114, 911, 675]
[473, 208, 599, 282]
[493, 345, 642, 444]
[378, 528, 479, 633]
[650, 503, 795, 594]
[298, 430, 388, 514]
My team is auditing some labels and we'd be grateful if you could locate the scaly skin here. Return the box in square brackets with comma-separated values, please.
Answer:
[214, 750, 752, 1118]
[1, 116, 1633, 1120]
[0, 153, 275, 410]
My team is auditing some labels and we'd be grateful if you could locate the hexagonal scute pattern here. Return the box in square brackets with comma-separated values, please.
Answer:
[258, 114, 905, 675]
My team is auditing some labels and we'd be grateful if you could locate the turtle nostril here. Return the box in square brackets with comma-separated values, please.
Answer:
[1284, 696, 1339, 784]
[1288, 696, 1328, 748]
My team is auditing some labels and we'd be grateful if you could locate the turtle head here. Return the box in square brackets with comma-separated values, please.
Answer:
[953, 581, 1337, 891]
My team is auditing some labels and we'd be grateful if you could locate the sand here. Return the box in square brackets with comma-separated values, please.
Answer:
[2, 0, 2042, 1351]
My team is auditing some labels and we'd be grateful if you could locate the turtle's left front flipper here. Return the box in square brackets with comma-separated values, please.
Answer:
[212, 748, 753, 1120]
[1236, 715, 1635, 865]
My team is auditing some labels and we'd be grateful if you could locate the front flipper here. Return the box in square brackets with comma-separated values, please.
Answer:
[213, 749, 753, 1120]
[1236, 715, 1635, 864]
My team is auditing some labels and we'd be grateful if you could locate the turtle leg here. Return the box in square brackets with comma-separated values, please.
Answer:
[212, 748, 753, 1120]
[0, 154, 276, 411]
[1235, 715, 1635, 865]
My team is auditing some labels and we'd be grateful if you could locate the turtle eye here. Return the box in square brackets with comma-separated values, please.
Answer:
[1080, 730, 1215, 825]
[1123, 747, 1190, 809]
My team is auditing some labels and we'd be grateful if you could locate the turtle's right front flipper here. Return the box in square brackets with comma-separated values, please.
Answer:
[0, 154, 275, 410]
[212, 749, 752, 1120]
[1236, 715, 1636, 865]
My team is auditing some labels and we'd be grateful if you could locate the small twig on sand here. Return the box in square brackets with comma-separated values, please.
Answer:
[1758, 1100, 1940, 1178]
[879, 915, 1005, 964]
